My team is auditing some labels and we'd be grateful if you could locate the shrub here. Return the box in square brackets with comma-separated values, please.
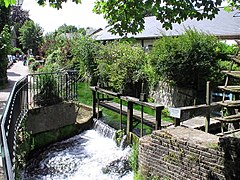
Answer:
[70, 35, 100, 84]
[149, 29, 231, 98]
[96, 41, 148, 96]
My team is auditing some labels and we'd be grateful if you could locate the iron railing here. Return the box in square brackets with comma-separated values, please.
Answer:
[0, 70, 78, 179]
[1, 76, 28, 180]
[28, 70, 78, 108]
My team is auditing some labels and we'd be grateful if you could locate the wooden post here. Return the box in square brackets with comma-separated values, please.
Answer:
[174, 118, 180, 127]
[97, 92, 100, 119]
[155, 107, 162, 130]
[120, 99, 122, 130]
[205, 81, 210, 133]
[92, 89, 97, 118]
[127, 101, 133, 135]
[141, 105, 143, 137]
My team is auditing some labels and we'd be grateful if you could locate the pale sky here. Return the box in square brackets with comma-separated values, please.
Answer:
[22, 0, 108, 33]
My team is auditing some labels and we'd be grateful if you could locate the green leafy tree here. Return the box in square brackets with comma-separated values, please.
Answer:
[96, 41, 147, 96]
[0, 6, 10, 87]
[70, 35, 99, 83]
[0, 25, 12, 86]
[2, 0, 240, 36]
[57, 24, 78, 34]
[149, 29, 231, 103]
[19, 20, 43, 55]
[9, 6, 30, 48]
[93, 0, 223, 36]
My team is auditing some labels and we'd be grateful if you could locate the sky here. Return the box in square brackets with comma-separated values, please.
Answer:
[22, 0, 108, 34]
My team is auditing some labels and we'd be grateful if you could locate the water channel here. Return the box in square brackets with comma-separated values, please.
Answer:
[22, 120, 133, 180]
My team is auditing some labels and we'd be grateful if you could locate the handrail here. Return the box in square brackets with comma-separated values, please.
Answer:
[0, 70, 78, 179]
[91, 86, 165, 137]
[1, 76, 28, 180]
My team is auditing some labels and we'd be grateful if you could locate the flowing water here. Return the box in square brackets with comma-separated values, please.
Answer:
[23, 120, 133, 180]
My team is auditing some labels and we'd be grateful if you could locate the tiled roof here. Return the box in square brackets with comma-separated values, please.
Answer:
[94, 8, 240, 40]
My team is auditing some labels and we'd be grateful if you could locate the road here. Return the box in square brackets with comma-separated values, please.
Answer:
[0, 61, 28, 179]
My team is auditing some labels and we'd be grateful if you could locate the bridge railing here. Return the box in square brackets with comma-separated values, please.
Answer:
[0, 70, 78, 179]
[1, 76, 28, 180]
[28, 70, 78, 108]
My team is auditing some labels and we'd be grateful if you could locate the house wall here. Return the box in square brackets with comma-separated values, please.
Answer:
[139, 126, 240, 180]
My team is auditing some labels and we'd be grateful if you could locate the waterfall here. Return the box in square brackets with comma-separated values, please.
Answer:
[22, 127, 133, 180]
[93, 118, 116, 139]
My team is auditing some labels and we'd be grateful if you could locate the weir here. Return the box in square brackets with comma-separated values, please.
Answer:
[22, 120, 133, 179]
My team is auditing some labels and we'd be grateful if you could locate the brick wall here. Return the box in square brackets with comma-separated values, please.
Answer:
[139, 126, 240, 179]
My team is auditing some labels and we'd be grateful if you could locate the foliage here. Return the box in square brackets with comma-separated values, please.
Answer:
[2, 0, 240, 35]
[0, 25, 12, 86]
[70, 35, 99, 84]
[9, 6, 30, 48]
[130, 142, 139, 174]
[94, 0, 222, 36]
[9, 6, 29, 26]
[19, 20, 43, 55]
[11, 47, 23, 55]
[0, 6, 10, 87]
[57, 24, 79, 34]
[33, 65, 62, 106]
[96, 41, 147, 95]
[149, 30, 228, 93]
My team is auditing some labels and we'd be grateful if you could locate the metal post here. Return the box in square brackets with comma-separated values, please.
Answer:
[127, 101, 133, 135]
[205, 81, 210, 133]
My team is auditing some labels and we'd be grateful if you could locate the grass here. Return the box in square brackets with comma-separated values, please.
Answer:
[77, 82, 173, 134]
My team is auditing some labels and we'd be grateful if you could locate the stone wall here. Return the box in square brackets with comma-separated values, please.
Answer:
[139, 126, 240, 179]
[150, 81, 195, 108]
[27, 102, 92, 134]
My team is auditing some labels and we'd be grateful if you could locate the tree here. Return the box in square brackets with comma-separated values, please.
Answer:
[9, 6, 30, 48]
[57, 24, 78, 34]
[2, 0, 240, 36]
[0, 6, 10, 87]
[19, 20, 43, 55]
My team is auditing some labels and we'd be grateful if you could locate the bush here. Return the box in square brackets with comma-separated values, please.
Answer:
[149, 29, 231, 98]
[96, 41, 148, 96]
[70, 35, 100, 84]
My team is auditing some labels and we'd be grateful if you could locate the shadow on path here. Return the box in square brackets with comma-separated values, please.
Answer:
[7, 72, 21, 77]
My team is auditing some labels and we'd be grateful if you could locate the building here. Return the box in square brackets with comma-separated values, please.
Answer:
[94, 8, 240, 49]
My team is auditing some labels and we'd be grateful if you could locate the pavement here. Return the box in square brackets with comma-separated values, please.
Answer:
[0, 61, 28, 179]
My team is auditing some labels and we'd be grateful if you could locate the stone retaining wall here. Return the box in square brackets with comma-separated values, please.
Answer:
[139, 126, 240, 179]
[150, 81, 195, 108]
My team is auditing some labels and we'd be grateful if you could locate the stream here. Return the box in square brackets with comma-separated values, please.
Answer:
[22, 120, 133, 180]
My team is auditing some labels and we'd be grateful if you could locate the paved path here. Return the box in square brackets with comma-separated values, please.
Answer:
[0, 61, 28, 117]
[0, 61, 28, 179]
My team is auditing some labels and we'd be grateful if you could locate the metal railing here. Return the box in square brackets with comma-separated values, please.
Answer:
[0, 70, 78, 179]
[1, 76, 28, 180]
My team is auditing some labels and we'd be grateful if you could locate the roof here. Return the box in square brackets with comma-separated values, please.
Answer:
[94, 8, 240, 41]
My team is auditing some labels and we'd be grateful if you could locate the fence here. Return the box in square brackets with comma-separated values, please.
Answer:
[1, 76, 28, 180]
[91, 86, 165, 137]
[0, 70, 78, 179]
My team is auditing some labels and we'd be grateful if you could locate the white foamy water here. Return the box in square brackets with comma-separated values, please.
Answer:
[23, 130, 133, 180]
